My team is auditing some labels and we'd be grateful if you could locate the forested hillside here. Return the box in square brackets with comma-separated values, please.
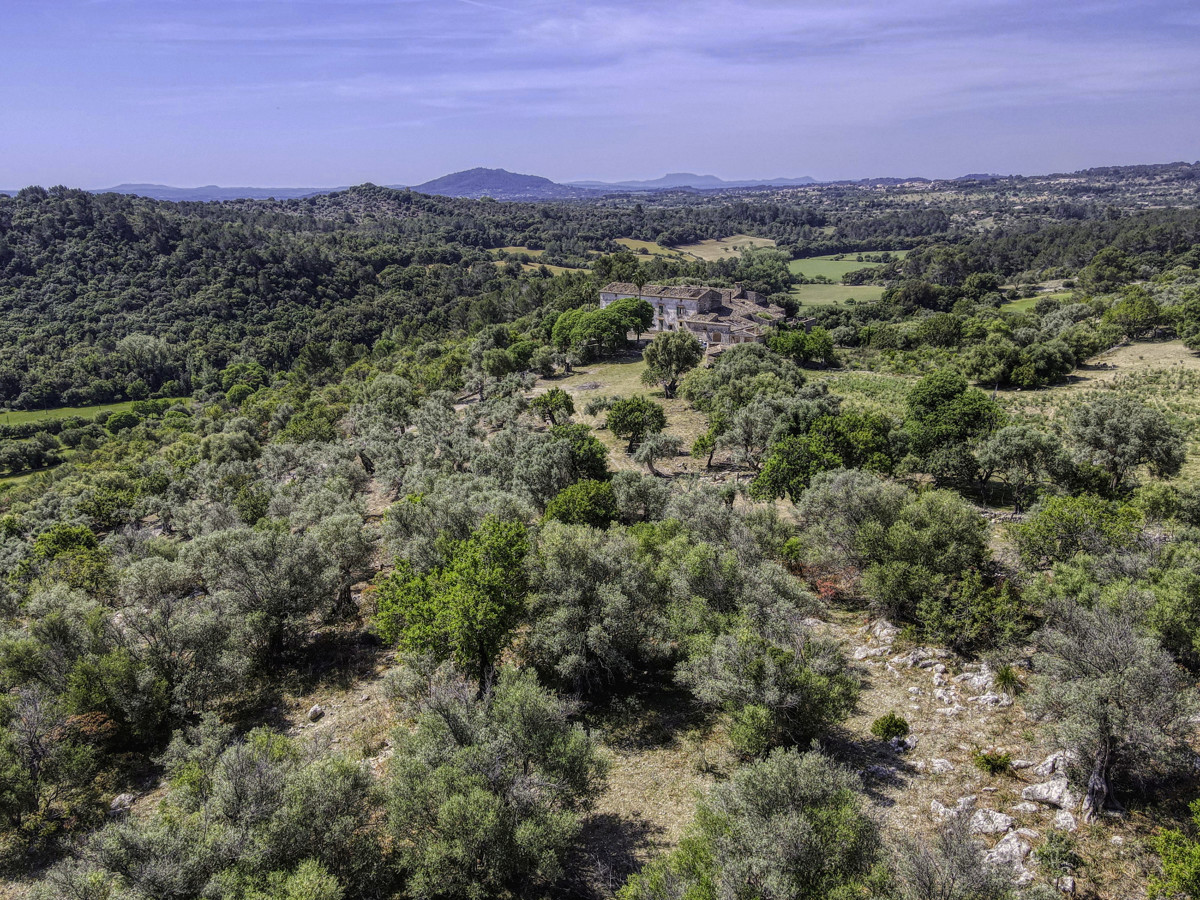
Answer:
[3, 164, 1200, 900]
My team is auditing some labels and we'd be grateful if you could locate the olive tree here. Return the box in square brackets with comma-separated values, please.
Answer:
[1068, 393, 1185, 493]
[640, 330, 703, 399]
[606, 396, 667, 452]
[1032, 598, 1195, 823]
[620, 750, 881, 900]
[386, 666, 606, 899]
[525, 523, 664, 693]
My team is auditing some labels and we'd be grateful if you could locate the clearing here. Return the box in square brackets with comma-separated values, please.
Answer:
[791, 283, 886, 306]
[532, 355, 709, 474]
[0, 398, 161, 426]
[674, 233, 776, 261]
[788, 249, 908, 282]
[615, 238, 691, 259]
[997, 338, 1200, 481]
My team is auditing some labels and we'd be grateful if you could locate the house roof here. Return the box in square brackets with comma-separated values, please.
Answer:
[601, 282, 720, 301]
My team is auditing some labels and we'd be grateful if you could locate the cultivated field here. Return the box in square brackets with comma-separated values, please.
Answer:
[788, 249, 908, 282]
[791, 283, 886, 306]
[0, 398, 155, 426]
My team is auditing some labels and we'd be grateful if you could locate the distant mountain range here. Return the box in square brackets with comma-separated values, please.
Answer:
[568, 173, 817, 190]
[409, 168, 598, 200]
[97, 184, 344, 202]
[0, 168, 824, 203]
[0, 168, 1027, 204]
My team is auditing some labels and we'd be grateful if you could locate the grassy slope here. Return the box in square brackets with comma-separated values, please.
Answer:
[0, 399, 147, 426]
[791, 283, 886, 306]
[675, 234, 776, 261]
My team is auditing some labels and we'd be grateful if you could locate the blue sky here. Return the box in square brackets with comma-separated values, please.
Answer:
[3, 0, 1199, 187]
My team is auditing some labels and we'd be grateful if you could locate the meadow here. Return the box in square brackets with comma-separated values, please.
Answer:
[790, 283, 886, 306]
[0, 398, 150, 426]
[787, 249, 908, 282]
[674, 233, 776, 261]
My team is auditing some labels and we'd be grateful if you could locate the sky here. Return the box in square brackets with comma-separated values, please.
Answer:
[3, 0, 1199, 188]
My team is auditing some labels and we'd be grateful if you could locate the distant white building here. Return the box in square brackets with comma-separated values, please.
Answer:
[599, 282, 809, 347]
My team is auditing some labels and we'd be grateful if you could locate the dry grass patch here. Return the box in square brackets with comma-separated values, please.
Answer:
[535, 355, 709, 474]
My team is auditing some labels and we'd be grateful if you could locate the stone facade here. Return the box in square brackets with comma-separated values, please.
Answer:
[599, 282, 808, 346]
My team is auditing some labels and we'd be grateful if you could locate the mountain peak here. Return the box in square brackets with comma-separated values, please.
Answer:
[410, 168, 593, 200]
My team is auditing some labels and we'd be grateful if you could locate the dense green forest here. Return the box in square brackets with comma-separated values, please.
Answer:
[3, 164, 1200, 899]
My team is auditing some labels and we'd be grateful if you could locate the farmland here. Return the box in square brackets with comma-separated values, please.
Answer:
[674, 233, 776, 261]
[0, 398, 151, 426]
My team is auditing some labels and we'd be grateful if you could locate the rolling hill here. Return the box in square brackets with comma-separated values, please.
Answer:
[409, 168, 598, 200]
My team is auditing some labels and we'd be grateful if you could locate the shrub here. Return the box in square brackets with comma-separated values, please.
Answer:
[620, 750, 882, 900]
[993, 664, 1022, 696]
[971, 748, 1013, 775]
[679, 619, 858, 754]
[386, 667, 607, 899]
[728, 704, 775, 759]
[870, 711, 910, 742]
[542, 479, 617, 528]
[1035, 829, 1082, 879]
[1013, 494, 1142, 568]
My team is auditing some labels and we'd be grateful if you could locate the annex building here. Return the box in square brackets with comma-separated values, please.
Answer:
[598, 282, 804, 347]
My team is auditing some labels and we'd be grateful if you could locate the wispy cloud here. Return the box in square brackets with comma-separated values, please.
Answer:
[2, 0, 1198, 185]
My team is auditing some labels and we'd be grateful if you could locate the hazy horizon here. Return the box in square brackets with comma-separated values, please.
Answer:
[4, 0, 1199, 188]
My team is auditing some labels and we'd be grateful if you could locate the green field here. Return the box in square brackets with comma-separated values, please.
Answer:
[522, 262, 578, 275]
[614, 238, 689, 259]
[788, 250, 908, 282]
[675, 234, 776, 261]
[0, 398, 159, 426]
[790, 283, 885, 307]
[1000, 290, 1075, 313]
[496, 245, 545, 257]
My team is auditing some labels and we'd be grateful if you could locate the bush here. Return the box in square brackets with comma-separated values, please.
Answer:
[728, 704, 774, 759]
[620, 750, 882, 900]
[870, 711, 910, 742]
[542, 479, 617, 527]
[386, 666, 607, 899]
[971, 748, 1013, 775]
[679, 618, 858, 754]
[1013, 494, 1142, 568]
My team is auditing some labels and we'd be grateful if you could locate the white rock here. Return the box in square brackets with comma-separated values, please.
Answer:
[953, 671, 993, 690]
[307, 704, 325, 722]
[1011, 759, 1035, 770]
[933, 663, 947, 674]
[930, 758, 955, 774]
[1010, 802, 1039, 814]
[1033, 751, 1070, 778]
[1056, 875, 1076, 894]
[871, 620, 899, 642]
[891, 649, 930, 667]
[985, 831, 1033, 884]
[937, 705, 966, 716]
[969, 692, 1013, 707]
[933, 673, 949, 687]
[970, 809, 1014, 835]
[1022, 776, 1078, 810]
[1053, 810, 1078, 832]
[930, 800, 950, 819]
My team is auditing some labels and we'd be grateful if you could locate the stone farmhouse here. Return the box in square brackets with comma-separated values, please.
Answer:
[599, 282, 808, 347]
